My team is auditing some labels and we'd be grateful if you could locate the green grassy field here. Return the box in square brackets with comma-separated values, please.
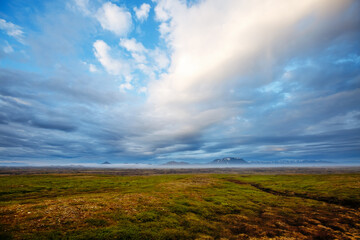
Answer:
[0, 171, 359, 239]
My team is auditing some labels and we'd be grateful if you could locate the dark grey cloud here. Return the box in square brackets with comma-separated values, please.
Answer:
[0, 67, 132, 162]
[29, 119, 77, 132]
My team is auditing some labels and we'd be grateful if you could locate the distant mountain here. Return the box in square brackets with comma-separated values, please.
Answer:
[102, 161, 111, 164]
[247, 159, 333, 164]
[163, 161, 190, 166]
[0, 162, 29, 166]
[209, 157, 247, 165]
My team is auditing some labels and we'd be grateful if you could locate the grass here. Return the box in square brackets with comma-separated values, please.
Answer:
[0, 172, 359, 239]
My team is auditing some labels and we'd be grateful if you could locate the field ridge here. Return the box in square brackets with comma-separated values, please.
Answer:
[226, 178, 360, 209]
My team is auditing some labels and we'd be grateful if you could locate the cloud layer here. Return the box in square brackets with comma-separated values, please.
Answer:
[0, 0, 359, 165]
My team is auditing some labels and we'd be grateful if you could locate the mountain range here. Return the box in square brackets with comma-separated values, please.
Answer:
[210, 157, 247, 165]
[162, 157, 247, 166]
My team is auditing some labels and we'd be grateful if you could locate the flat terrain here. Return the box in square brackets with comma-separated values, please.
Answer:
[0, 167, 360, 239]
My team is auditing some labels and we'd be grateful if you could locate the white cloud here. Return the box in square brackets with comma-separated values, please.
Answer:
[120, 38, 148, 64]
[93, 40, 124, 75]
[132, 53, 147, 64]
[96, 2, 132, 36]
[94, 37, 168, 94]
[138, 87, 147, 93]
[119, 0, 354, 154]
[0, 18, 24, 42]
[90, 47, 135, 91]
[89, 64, 98, 73]
[119, 38, 169, 73]
[154, 0, 179, 22]
[120, 82, 133, 92]
[3, 41, 14, 53]
[150, 48, 169, 70]
[73, 0, 90, 15]
[158, 22, 171, 39]
[92, 0, 356, 156]
[149, 0, 351, 104]
[119, 38, 146, 53]
[82, 61, 99, 73]
[133, 3, 151, 22]
[1, 95, 31, 106]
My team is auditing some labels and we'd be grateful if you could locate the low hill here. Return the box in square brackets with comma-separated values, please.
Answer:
[209, 157, 247, 165]
[162, 161, 190, 166]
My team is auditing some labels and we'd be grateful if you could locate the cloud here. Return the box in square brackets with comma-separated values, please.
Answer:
[93, 40, 125, 75]
[95, 37, 169, 93]
[0, 67, 129, 161]
[138, 87, 147, 93]
[29, 118, 77, 132]
[116, 38, 169, 89]
[133, 3, 151, 22]
[25, 4, 100, 66]
[120, 82, 133, 92]
[0, 18, 24, 42]
[150, 48, 169, 70]
[88, 63, 98, 73]
[118, 38, 169, 73]
[0, 0, 359, 164]
[96, 2, 132, 36]
[67, 0, 92, 16]
[154, 0, 177, 22]
[72, 0, 90, 15]
[119, 38, 146, 53]
[81, 61, 99, 73]
[151, 0, 356, 111]
[119, 38, 148, 66]
[2, 41, 14, 54]
[116, 0, 359, 159]
[158, 22, 171, 39]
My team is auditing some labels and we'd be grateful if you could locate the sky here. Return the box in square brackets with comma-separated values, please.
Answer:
[0, 0, 359, 165]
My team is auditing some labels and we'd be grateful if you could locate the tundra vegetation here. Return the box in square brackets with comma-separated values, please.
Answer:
[0, 169, 359, 239]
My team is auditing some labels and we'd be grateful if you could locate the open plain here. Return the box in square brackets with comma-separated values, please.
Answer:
[0, 167, 360, 240]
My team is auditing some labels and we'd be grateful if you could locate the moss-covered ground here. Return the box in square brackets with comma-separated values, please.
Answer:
[0, 172, 359, 239]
